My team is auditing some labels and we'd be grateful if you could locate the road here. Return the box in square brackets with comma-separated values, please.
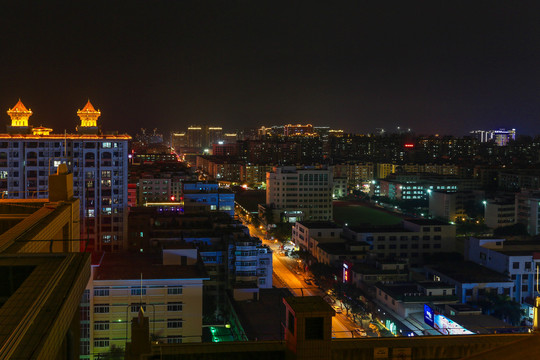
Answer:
[242, 220, 358, 338]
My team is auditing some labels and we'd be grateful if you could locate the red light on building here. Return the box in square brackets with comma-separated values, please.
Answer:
[404, 143, 414, 148]
[170, 196, 175, 201]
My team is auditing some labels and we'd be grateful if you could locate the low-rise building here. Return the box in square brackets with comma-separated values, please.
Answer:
[343, 219, 456, 265]
[182, 181, 235, 217]
[424, 261, 513, 303]
[350, 261, 409, 290]
[429, 190, 484, 222]
[315, 242, 368, 266]
[374, 281, 458, 319]
[292, 221, 343, 253]
[465, 237, 540, 308]
[515, 189, 540, 235]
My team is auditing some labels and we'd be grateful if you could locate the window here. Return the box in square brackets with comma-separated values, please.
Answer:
[131, 303, 147, 313]
[525, 262, 532, 270]
[131, 287, 146, 296]
[167, 336, 182, 344]
[423, 235, 430, 241]
[512, 262, 520, 269]
[94, 287, 109, 296]
[94, 321, 109, 331]
[168, 286, 183, 295]
[434, 227, 441, 232]
[94, 338, 109, 348]
[423, 227, 430, 232]
[94, 305, 109, 313]
[167, 319, 183, 328]
[167, 302, 183, 312]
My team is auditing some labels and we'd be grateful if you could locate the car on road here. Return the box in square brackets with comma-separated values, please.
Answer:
[354, 328, 367, 337]
[333, 305, 342, 314]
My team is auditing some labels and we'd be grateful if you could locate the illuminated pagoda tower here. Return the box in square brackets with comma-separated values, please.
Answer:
[77, 99, 101, 134]
[6, 99, 33, 134]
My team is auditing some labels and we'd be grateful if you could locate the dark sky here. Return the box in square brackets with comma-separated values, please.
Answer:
[1, 1, 539, 136]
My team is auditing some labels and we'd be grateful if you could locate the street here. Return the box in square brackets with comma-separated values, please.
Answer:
[242, 219, 360, 338]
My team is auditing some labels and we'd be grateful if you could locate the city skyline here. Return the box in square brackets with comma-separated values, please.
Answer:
[1, 2, 540, 136]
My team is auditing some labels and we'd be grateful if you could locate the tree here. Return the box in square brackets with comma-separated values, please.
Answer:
[98, 346, 124, 360]
[494, 223, 528, 237]
[478, 292, 524, 326]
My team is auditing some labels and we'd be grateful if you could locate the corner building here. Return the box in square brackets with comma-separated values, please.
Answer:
[0, 99, 130, 251]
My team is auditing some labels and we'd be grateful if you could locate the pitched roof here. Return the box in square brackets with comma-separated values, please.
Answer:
[8, 99, 31, 113]
[79, 99, 98, 113]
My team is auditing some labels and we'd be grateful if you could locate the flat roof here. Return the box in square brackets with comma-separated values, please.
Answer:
[297, 221, 341, 229]
[426, 261, 511, 283]
[404, 218, 450, 226]
[347, 225, 411, 233]
[94, 252, 208, 280]
[284, 296, 334, 314]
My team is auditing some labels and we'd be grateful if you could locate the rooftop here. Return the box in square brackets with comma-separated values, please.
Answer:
[284, 296, 334, 315]
[404, 218, 450, 226]
[426, 261, 511, 283]
[296, 221, 341, 229]
[94, 252, 208, 281]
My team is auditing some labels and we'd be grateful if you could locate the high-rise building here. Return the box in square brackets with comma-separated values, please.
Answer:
[284, 124, 314, 136]
[265, 166, 333, 223]
[470, 128, 516, 146]
[0, 99, 130, 252]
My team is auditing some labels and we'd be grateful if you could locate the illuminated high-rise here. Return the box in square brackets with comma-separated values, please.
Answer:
[0, 99, 131, 252]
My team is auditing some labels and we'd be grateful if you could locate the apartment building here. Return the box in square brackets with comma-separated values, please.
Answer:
[265, 166, 333, 223]
[484, 198, 516, 229]
[84, 251, 209, 358]
[292, 221, 343, 252]
[0, 100, 130, 252]
[515, 189, 540, 235]
[343, 219, 456, 265]
[429, 190, 484, 222]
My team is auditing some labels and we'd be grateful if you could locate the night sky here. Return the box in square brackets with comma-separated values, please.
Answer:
[1, 1, 539, 136]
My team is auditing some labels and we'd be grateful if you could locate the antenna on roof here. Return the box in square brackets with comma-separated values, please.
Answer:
[140, 272, 143, 310]
[534, 265, 540, 332]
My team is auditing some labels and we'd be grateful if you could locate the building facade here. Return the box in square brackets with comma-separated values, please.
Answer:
[266, 166, 333, 223]
[85, 251, 208, 359]
[0, 100, 130, 252]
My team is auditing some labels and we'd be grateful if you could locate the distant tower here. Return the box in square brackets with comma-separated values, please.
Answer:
[6, 99, 33, 134]
[77, 100, 101, 134]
